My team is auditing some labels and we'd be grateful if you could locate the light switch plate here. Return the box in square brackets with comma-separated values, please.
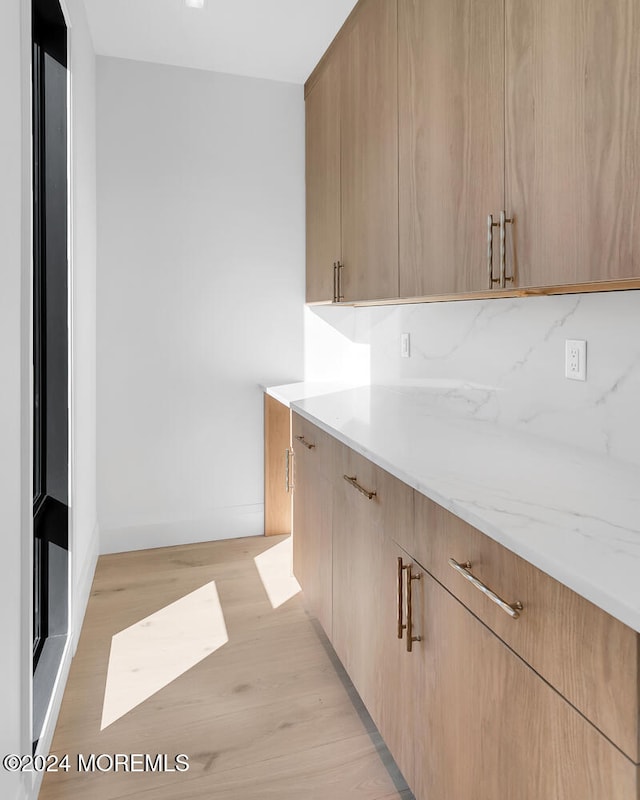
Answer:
[565, 339, 586, 381]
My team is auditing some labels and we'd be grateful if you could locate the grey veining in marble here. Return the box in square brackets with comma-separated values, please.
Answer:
[362, 291, 640, 467]
[291, 385, 640, 634]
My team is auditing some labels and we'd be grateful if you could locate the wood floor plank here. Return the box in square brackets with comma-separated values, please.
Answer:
[40, 734, 407, 800]
[40, 535, 411, 800]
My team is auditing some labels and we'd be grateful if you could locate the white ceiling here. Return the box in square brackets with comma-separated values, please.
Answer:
[82, 0, 358, 84]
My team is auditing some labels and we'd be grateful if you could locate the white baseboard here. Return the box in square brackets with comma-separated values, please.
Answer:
[29, 638, 73, 800]
[99, 503, 265, 554]
[73, 520, 99, 653]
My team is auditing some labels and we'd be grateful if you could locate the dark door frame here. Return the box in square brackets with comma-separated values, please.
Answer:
[31, 0, 70, 731]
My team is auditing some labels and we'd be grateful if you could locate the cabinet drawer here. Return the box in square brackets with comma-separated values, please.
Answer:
[413, 491, 640, 763]
[291, 413, 336, 478]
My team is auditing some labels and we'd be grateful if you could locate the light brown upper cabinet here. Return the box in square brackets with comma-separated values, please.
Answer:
[401, 0, 640, 295]
[505, 0, 640, 288]
[305, 54, 342, 303]
[305, 0, 398, 304]
[307, 0, 640, 303]
[340, 0, 399, 302]
[398, 0, 505, 296]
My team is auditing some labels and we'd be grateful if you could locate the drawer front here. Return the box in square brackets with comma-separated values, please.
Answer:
[291, 413, 335, 479]
[413, 492, 640, 763]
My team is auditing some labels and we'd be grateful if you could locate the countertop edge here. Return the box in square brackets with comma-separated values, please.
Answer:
[290, 401, 640, 635]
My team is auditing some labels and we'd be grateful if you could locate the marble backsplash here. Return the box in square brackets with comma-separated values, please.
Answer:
[307, 290, 640, 468]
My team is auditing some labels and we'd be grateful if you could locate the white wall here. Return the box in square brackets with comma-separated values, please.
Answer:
[67, 0, 99, 647]
[303, 305, 371, 385]
[96, 57, 305, 552]
[0, 0, 97, 795]
[306, 289, 640, 467]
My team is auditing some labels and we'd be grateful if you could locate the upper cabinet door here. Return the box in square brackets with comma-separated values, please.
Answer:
[399, 0, 505, 296]
[305, 55, 342, 303]
[506, 0, 640, 288]
[341, 0, 399, 302]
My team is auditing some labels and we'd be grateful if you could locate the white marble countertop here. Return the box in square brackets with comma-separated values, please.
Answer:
[286, 383, 640, 634]
[263, 381, 365, 409]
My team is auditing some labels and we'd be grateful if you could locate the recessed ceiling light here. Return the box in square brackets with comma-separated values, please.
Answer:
[184, 0, 204, 8]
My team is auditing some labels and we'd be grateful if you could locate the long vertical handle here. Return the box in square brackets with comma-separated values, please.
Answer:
[487, 215, 499, 289]
[499, 211, 514, 288]
[337, 261, 344, 302]
[332, 262, 338, 303]
[406, 562, 422, 652]
[285, 449, 291, 493]
[397, 557, 406, 639]
[289, 449, 295, 491]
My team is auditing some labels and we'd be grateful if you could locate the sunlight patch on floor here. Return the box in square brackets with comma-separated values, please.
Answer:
[100, 581, 228, 730]
[254, 536, 301, 609]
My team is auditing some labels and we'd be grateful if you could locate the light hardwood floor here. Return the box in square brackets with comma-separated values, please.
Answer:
[40, 535, 412, 800]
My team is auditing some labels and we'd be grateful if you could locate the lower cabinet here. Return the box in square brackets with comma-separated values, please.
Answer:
[331, 444, 415, 782]
[263, 394, 292, 535]
[290, 412, 640, 799]
[378, 536, 423, 791]
[291, 415, 333, 639]
[413, 568, 637, 800]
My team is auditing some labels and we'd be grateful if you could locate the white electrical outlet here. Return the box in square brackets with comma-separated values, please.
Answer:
[565, 339, 586, 381]
[400, 333, 410, 358]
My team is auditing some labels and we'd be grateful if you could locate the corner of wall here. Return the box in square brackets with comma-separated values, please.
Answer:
[99, 505, 264, 555]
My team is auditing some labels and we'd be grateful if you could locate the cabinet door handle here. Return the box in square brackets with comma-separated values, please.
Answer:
[448, 558, 523, 619]
[487, 214, 500, 289]
[499, 211, 514, 288]
[333, 262, 338, 303]
[397, 557, 406, 639]
[343, 474, 376, 500]
[336, 261, 344, 302]
[285, 448, 291, 493]
[405, 561, 422, 652]
[295, 435, 315, 450]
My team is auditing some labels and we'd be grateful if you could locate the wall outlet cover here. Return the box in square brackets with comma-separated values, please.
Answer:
[565, 339, 586, 381]
[400, 333, 410, 358]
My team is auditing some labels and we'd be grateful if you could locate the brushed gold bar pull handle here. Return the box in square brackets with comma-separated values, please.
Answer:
[499, 211, 514, 289]
[333, 262, 338, 303]
[295, 435, 315, 450]
[406, 563, 422, 652]
[285, 448, 291, 493]
[343, 475, 376, 500]
[448, 558, 523, 619]
[487, 214, 500, 289]
[337, 261, 344, 302]
[397, 557, 406, 639]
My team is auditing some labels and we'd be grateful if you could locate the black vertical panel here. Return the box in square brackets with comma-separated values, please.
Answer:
[33, 0, 67, 68]
[43, 50, 68, 507]
[32, 0, 68, 672]
[33, 42, 44, 508]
